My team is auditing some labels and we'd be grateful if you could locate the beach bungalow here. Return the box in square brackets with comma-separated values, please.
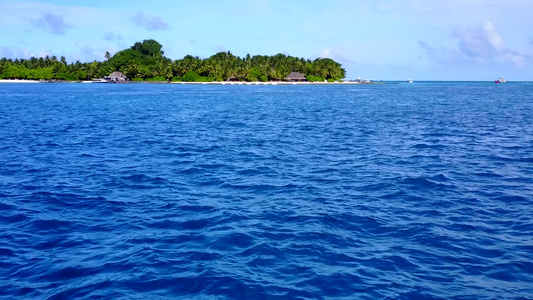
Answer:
[353, 77, 370, 84]
[105, 71, 128, 82]
[285, 72, 307, 82]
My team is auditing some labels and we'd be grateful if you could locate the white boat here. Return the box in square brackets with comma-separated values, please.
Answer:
[92, 78, 108, 83]
[495, 77, 506, 83]
[407, 79, 413, 83]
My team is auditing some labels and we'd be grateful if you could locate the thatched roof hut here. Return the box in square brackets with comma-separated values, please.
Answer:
[285, 72, 307, 82]
[105, 71, 128, 82]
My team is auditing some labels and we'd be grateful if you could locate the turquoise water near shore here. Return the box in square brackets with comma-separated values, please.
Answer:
[0, 82, 532, 299]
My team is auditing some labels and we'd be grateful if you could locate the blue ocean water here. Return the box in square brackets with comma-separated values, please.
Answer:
[0, 82, 532, 299]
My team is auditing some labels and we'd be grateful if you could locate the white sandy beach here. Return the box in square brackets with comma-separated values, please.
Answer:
[0, 79, 382, 85]
[169, 81, 380, 85]
[0, 79, 41, 83]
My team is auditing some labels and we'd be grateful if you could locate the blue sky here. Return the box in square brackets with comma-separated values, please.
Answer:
[1, 0, 531, 80]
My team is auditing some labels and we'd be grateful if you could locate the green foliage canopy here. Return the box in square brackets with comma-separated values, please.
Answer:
[0, 40, 346, 81]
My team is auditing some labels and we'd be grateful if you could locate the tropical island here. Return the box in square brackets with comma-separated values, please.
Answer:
[0, 40, 348, 83]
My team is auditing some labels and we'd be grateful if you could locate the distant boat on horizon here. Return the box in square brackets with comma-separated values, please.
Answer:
[495, 77, 506, 83]
[407, 79, 413, 83]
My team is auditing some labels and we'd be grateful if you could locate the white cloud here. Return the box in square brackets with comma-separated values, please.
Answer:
[131, 12, 168, 31]
[421, 20, 530, 67]
[319, 47, 352, 63]
[0, 46, 32, 59]
[418, 41, 467, 65]
[496, 53, 526, 67]
[36, 50, 52, 58]
[0, 1, 125, 29]
[103, 31, 123, 41]
[30, 12, 72, 35]
[453, 20, 505, 58]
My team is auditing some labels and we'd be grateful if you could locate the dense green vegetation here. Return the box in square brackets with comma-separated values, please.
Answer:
[0, 40, 346, 81]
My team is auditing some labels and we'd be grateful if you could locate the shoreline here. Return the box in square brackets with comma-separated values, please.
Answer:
[0, 79, 41, 83]
[0, 79, 384, 85]
[170, 81, 384, 85]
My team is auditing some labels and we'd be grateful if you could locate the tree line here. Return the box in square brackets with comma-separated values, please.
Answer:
[0, 40, 346, 82]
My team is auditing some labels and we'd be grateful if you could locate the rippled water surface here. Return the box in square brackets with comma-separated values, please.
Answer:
[1, 82, 532, 299]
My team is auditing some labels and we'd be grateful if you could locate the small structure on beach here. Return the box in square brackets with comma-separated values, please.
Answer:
[285, 72, 307, 82]
[353, 77, 370, 84]
[105, 71, 128, 82]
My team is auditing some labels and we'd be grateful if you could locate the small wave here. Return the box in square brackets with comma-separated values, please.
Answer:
[210, 232, 256, 250]
[412, 143, 447, 149]
[39, 266, 100, 282]
[473, 171, 503, 178]
[146, 216, 219, 231]
[122, 174, 168, 184]
[429, 174, 451, 182]
[4, 213, 29, 223]
[105, 174, 171, 190]
[31, 192, 105, 209]
[401, 177, 455, 190]
[220, 183, 287, 194]
[176, 205, 216, 213]
[177, 167, 205, 174]
[30, 219, 75, 231]
[236, 168, 262, 176]
[494, 195, 530, 203]
[0, 201, 16, 209]
[0, 248, 16, 257]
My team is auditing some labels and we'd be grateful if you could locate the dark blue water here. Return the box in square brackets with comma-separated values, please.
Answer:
[1, 82, 532, 299]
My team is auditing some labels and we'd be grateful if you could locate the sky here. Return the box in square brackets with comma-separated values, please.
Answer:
[1, 0, 532, 80]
